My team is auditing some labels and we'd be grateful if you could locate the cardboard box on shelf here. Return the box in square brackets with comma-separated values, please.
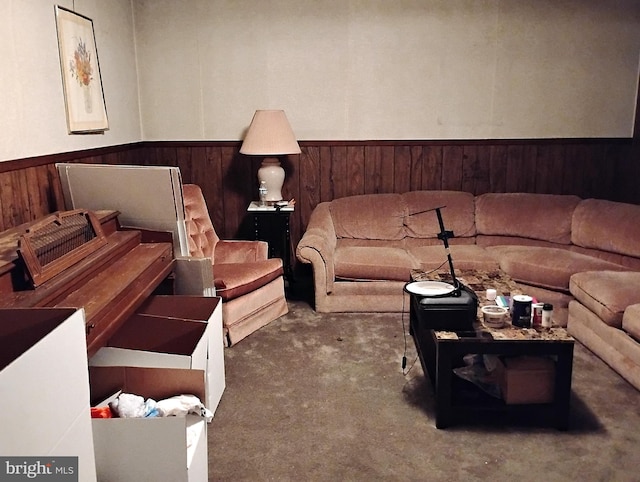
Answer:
[496, 355, 556, 405]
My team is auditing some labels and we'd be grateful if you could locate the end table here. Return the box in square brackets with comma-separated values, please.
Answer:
[247, 202, 294, 284]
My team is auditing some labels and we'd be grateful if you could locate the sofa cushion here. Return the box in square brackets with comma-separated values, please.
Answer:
[487, 246, 627, 291]
[623, 304, 640, 342]
[334, 246, 414, 281]
[330, 193, 406, 240]
[475, 193, 580, 244]
[571, 198, 640, 259]
[570, 271, 640, 329]
[408, 245, 499, 272]
[476, 235, 570, 249]
[403, 191, 476, 239]
[569, 245, 640, 270]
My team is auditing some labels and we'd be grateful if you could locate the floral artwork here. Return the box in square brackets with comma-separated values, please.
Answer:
[55, 6, 108, 133]
[69, 37, 94, 113]
[70, 38, 93, 87]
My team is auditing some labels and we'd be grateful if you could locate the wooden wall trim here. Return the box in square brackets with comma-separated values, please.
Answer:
[0, 142, 146, 174]
[144, 138, 632, 148]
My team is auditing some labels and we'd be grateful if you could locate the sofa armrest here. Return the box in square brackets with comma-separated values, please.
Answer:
[215, 240, 268, 263]
[174, 256, 216, 297]
[296, 202, 337, 295]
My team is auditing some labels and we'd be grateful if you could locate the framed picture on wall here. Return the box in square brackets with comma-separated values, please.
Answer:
[55, 5, 109, 133]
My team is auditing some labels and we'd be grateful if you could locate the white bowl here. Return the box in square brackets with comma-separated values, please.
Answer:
[481, 305, 508, 328]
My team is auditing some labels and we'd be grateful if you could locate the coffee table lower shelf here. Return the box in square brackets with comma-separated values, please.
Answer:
[410, 319, 574, 430]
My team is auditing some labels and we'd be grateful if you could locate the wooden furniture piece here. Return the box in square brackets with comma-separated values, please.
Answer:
[182, 184, 288, 346]
[0, 209, 174, 358]
[420, 329, 575, 430]
[247, 201, 295, 284]
[408, 269, 575, 429]
[17, 209, 107, 287]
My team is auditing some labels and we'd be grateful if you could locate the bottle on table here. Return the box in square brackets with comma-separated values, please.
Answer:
[542, 303, 554, 329]
[258, 181, 268, 207]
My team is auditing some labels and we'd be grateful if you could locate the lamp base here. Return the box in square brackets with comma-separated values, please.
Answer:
[257, 158, 285, 202]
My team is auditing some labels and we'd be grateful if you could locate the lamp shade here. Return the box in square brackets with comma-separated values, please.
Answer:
[240, 110, 301, 155]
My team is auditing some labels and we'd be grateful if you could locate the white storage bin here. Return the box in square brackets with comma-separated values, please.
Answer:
[0, 308, 97, 482]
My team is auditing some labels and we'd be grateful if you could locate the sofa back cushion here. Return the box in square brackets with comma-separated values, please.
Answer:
[572, 199, 640, 259]
[330, 193, 406, 240]
[403, 191, 476, 239]
[475, 193, 580, 244]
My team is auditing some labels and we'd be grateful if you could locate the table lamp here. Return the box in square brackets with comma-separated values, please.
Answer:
[240, 110, 301, 202]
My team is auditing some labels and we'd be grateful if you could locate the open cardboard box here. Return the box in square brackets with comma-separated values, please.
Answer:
[137, 296, 225, 412]
[496, 355, 556, 405]
[90, 366, 208, 482]
[89, 314, 208, 370]
[89, 296, 225, 412]
[0, 308, 97, 481]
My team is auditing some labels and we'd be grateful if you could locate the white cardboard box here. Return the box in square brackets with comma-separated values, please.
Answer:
[89, 296, 225, 413]
[90, 366, 208, 482]
[89, 314, 209, 372]
[0, 308, 97, 482]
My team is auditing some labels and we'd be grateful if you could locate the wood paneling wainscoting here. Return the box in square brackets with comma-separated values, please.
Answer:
[1, 138, 636, 271]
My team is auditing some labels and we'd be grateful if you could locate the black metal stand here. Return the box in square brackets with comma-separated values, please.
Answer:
[434, 207, 461, 296]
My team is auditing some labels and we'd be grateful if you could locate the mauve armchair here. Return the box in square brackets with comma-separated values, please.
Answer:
[181, 184, 288, 346]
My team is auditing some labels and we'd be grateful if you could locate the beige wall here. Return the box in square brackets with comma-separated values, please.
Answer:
[1, 0, 639, 162]
[134, 0, 640, 141]
[0, 0, 140, 162]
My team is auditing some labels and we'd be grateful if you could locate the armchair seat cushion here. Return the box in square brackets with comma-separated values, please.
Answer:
[214, 259, 284, 301]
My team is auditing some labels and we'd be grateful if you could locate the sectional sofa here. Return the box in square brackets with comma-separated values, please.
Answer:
[296, 191, 640, 390]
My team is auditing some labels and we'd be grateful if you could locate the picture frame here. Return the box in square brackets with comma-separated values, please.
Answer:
[55, 5, 109, 133]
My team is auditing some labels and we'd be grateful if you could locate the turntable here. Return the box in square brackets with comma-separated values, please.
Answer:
[405, 207, 478, 332]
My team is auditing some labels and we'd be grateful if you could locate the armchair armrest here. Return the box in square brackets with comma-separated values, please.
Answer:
[215, 240, 268, 263]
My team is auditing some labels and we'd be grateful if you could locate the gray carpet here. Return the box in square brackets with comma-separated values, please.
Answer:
[208, 300, 640, 481]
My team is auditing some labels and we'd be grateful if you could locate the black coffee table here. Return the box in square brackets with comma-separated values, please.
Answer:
[408, 269, 575, 429]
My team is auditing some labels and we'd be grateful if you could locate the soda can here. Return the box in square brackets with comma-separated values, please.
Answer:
[512, 295, 533, 328]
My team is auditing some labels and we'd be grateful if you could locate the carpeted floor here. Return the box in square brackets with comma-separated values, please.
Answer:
[208, 299, 640, 481]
